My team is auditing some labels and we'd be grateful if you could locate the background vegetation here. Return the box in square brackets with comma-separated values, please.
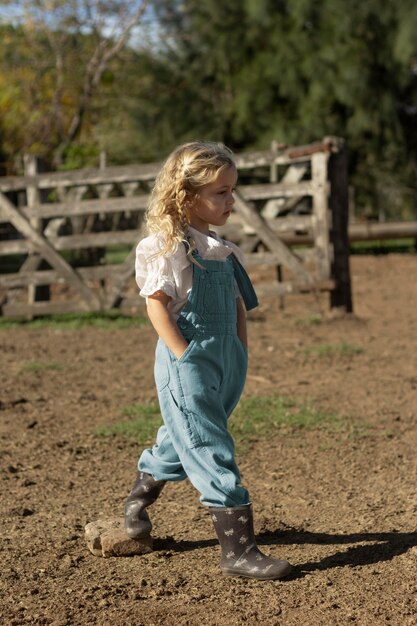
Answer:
[0, 0, 416, 219]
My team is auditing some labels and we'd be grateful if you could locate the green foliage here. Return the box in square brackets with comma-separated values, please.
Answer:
[1, 1, 417, 213]
[0, 1, 149, 167]
[57, 143, 101, 171]
[0, 22, 95, 165]
[148, 0, 417, 217]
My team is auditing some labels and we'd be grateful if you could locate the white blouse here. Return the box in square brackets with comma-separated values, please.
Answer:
[135, 226, 245, 319]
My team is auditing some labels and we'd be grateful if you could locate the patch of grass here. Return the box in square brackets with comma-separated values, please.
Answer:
[21, 360, 63, 372]
[105, 245, 132, 264]
[304, 342, 363, 357]
[230, 395, 344, 442]
[381, 429, 396, 439]
[350, 238, 416, 255]
[0, 310, 148, 330]
[95, 403, 162, 445]
[94, 395, 371, 453]
[294, 314, 323, 326]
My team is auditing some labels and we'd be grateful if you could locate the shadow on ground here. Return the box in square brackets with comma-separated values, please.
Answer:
[155, 528, 417, 579]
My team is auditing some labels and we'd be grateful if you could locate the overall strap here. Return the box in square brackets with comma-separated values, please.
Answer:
[184, 235, 258, 311]
[229, 253, 259, 312]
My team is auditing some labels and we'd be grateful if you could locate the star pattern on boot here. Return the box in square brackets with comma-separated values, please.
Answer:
[209, 506, 292, 580]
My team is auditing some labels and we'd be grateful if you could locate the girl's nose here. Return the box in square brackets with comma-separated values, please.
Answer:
[227, 192, 235, 206]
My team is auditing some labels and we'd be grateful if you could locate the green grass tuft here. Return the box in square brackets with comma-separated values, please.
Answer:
[21, 361, 63, 372]
[95, 402, 162, 445]
[0, 310, 148, 330]
[350, 238, 416, 255]
[230, 395, 344, 442]
[294, 314, 323, 326]
[304, 342, 363, 357]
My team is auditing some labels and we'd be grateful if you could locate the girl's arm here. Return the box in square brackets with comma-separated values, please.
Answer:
[236, 297, 248, 350]
[146, 291, 189, 359]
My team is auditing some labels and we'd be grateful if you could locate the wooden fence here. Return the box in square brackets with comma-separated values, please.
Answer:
[0, 137, 353, 319]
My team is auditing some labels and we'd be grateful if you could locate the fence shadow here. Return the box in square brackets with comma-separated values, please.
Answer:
[154, 527, 417, 579]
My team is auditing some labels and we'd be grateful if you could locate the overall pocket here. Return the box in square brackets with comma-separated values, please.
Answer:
[165, 387, 203, 449]
[169, 334, 198, 364]
[154, 341, 170, 391]
[182, 410, 204, 449]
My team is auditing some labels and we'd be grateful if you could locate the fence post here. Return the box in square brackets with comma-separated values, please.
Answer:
[328, 144, 353, 312]
[311, 151, 332, 282]
[23, 155, 50, 314]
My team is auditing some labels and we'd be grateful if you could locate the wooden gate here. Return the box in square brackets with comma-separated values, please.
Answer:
[228, 136, 352, 311]
[0, 137, 352, 319]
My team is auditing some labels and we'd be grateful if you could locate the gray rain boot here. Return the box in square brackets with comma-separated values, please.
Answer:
[124, 471, 166, 538]
[209, 504, 293, 580]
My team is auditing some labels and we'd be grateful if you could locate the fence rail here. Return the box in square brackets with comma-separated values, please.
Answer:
[0, 137, 355, 319]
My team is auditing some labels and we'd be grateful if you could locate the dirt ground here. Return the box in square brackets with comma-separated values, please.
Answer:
[1, 254, 417, 626]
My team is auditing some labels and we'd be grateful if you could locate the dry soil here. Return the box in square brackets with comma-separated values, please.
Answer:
[1, 254, 417, 626]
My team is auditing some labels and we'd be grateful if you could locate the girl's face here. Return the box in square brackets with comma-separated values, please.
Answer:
[187, 165, 237, 234]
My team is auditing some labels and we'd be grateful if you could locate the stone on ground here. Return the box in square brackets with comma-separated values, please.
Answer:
[85, 518, 153, 557]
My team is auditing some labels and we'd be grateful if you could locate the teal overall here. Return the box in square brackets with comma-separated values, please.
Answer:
[138, 249, 258, 507]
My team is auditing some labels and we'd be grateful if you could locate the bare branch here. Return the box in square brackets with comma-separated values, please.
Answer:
[55, 0, 149, 163]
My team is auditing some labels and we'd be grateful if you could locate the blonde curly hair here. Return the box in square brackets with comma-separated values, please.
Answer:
[145, 140, 235, 259]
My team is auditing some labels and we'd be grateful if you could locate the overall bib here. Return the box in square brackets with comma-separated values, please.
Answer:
[138, 250, 257, 507]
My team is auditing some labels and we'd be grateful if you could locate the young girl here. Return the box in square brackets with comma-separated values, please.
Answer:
[124, 141, 292, 580]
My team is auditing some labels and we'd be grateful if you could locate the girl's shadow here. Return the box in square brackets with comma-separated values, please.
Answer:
[259, 527, 417, 578]
[155, 527, 417, 579]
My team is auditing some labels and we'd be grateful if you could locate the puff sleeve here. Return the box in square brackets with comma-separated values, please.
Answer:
[135, 235, 191, 300]
[135, 235, 176, 299]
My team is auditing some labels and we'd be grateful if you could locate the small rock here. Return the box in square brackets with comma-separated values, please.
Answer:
[23, 479, 36, 487]
[17, 507, 34, 517]
[85, 518, 153, 557]
[11, 397, 28, 407]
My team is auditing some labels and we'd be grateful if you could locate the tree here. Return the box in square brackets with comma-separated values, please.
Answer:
[0, 0, 149, 167]
[146, 0, 417, 217]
